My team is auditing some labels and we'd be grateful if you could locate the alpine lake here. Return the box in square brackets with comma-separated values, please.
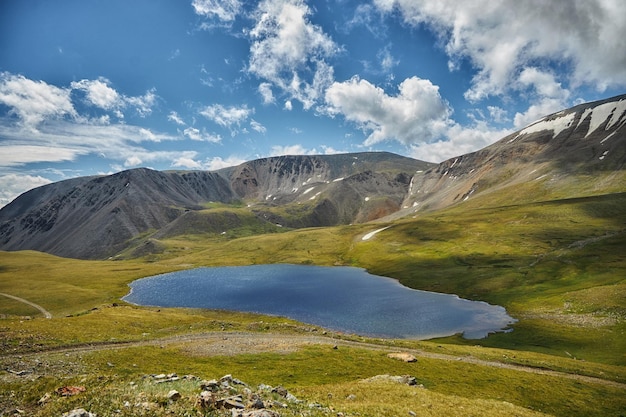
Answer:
[123, 264, 516, 339]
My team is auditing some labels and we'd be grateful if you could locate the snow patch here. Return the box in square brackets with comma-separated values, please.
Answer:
[450, 158, 458, 168]
[361, 226, 390, 241]
[309, 192, 321, 200]
[518, 112, 576, 138]
[600, 131, 617, 144]
[302, 187, 315, 195]
[585, 99, 626, 137]
[599, 150, 609, 160]
[364, 196, 370, 202]
[332, 177, 344, 182]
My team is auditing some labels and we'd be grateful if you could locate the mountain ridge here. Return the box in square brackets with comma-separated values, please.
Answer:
[1, 94, 625, 259]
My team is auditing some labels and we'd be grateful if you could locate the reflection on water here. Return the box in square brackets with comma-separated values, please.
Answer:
[123, 264, 515, 339]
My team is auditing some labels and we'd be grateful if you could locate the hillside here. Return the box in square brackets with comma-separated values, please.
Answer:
[402, 94, 626, 212]
[0, 95, 625, 417]
[0, 152, 429, 259]
[0, 94, 624, 260]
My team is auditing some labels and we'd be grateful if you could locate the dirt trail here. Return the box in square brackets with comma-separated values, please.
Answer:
[0, 292, 52, 318]
[3, 331, 624, 390]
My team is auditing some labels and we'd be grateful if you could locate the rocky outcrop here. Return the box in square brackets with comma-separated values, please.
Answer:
[0, 152, 427, 259]
[403, 94, 626, 212]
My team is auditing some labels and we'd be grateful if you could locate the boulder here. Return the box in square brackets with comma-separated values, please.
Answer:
[387, 352, 417, 362]
[62, 409, 95, 417]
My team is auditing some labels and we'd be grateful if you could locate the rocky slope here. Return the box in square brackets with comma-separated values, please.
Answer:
[402, 94, 626, 213]
[1, 94, 624, 260]
[0, 152, 428, 259]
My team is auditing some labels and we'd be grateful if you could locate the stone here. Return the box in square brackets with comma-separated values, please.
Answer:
[61, 409, 95, 417]
[167, 390, 181, 401]
[360, 374, 418, 386]
[201, 379, 220, 391]
[197, 390, 216, 409]
[37, 392, 51, 406]
[271, 385, 288, 397]
[387, 352, 417, 362]
[237, 410, 281, 417]
[218, 397, 245, 409]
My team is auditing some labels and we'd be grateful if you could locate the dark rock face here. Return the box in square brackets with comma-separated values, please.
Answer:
[0, 152, 429, 259]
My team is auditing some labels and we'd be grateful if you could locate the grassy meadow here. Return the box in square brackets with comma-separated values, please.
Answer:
[1, 192, 625, 416]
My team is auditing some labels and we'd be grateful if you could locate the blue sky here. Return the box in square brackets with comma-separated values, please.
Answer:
[1, 0, 625, 207]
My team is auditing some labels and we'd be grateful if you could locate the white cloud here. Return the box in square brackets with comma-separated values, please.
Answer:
[0, 173, 52, 208]
[199, 104, 252, 133]
[378, 46, 398, 74]
[513, 67, 571, 128]
[487, 106, 509, 124]
[284, 100, 293, 111]
[183, 127, 222, 142]
[192, 0, 243, 22]
[172, 157, 203, 170]
[124, 155, 143, 167]
[270, 144, 316, 156]
[0, 144, 84, 167]
[250, 119, 267, 134]
[0, 72, 76, 127]
[325, 76, 451, 146]
[373, 0, 626, 100]
[0, 117, 182, 171]
[205, 155, 247, 170]
[258, 82, 275, 104]
[71, 78, 120, 110]
[168, 111, 186, 125]
[124, 88, 158, 117]
[409, 121, 512, 163]
[248, 0, 339, 109]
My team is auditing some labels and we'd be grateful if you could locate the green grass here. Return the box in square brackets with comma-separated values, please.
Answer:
[1, 192, 625, 416]
[3, 342, 624, 417]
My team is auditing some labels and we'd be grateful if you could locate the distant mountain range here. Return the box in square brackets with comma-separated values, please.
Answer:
[1, 94, 625, 259]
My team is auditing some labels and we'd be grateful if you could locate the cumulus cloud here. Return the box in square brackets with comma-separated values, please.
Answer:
[408, 121, 512, 162]
[513, 67, 571, 128]
[325, 76, 451, 146]
[171, 156, 203, 169]
[205, 155, 247, 170]
[373, 0, 626, 100]
[71, 78, 120, 110]
[0, 72, 76, 127]
[248, 0, 339, 109]
[0, 173, 52, 208]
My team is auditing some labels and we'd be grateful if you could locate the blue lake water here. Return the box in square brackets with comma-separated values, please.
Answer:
[123, 264, 516, 339]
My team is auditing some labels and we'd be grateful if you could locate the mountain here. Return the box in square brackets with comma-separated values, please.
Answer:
[0, 152, 430, 259]
[401, 94, 626, 213]
[0, 94, 624, 260]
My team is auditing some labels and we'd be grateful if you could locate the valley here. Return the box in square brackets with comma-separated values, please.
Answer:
[0, 95, 625, 416]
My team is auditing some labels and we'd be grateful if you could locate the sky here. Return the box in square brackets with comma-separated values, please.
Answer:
[1, 0, 625, 207]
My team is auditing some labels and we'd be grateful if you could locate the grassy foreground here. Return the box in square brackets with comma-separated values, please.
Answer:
[1, 193, 625, 416]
